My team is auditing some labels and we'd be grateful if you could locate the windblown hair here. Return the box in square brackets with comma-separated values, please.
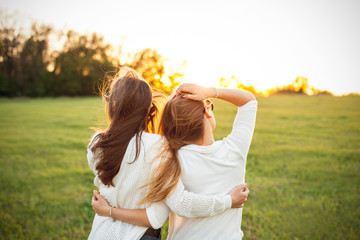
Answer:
[90, 67, 159, 186]
[140, 94, 206, 204]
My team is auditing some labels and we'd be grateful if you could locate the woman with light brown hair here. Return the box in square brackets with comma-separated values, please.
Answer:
[92, 82, 257, 239]
[87, 68, 249, 240]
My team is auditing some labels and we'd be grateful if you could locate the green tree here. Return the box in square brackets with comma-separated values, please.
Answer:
[128, 49, 183, 94]
[128, 48, 164, 88]
[0, 11, 22, 97]
[219, 75, 258, 95]
[269, 76, 310, 95]
[20, 23, 53, 96]
[0, 9, 183, 97]
[53, 31, 114, 96]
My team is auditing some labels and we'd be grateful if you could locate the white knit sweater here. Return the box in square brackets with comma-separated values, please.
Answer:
[87, 131, 232, 240]
[167, 100, 257, 240]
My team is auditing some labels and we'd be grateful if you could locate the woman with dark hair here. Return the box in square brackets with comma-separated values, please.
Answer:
[92, 83, 257, 239]
[87, 68, 249, 240]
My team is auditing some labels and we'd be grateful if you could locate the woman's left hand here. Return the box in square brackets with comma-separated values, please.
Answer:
[229, 184, 249, 208]
[91, 190, 111, 217]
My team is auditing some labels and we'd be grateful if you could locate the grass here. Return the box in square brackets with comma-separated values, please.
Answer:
[0, 95, 359, 239]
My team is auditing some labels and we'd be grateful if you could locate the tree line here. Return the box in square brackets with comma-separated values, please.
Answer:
[0, 11, 182, 97]
[219, 75, 334, 96]
[1, 10, 340, 98]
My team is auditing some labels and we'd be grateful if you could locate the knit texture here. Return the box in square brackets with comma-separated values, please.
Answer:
[87, 131, 232, 240]
[167, 100, 258, 240]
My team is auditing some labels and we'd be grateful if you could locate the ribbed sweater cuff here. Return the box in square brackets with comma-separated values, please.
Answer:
[224, 195, 232, 209]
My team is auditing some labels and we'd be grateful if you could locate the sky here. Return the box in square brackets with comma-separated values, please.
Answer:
[1, 0, 360, 95]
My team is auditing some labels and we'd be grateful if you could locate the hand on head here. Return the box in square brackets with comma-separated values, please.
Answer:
[176, 83, 217, 101]
[229, 184, 249, 208]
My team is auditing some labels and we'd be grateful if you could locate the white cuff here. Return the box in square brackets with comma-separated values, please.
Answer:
[146, 206, 162, 229]
[224, 195, 232, 209]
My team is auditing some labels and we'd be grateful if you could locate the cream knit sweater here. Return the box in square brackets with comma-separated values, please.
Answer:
[87, 131, 231, 240]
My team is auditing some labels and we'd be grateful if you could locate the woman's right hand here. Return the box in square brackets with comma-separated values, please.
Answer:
[229, 184, 249, 208]
[176, 83, 217, 100]
[91, 190, 111, 217]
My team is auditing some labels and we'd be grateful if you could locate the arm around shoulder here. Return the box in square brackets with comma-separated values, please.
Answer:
[91, 191, 152, 228]
[164, 180, 232, 218]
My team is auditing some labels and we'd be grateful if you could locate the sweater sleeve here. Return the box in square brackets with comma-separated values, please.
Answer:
[146, 180, 232, 229]
[87, 132, 102, 188]
[87, 132, 101, 173]
[224, 100, 257, 158]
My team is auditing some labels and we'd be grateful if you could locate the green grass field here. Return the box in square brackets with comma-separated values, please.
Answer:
[0, 95, 359, 239]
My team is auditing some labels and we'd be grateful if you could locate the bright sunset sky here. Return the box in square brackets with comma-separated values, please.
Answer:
[1, 0, 360, 95]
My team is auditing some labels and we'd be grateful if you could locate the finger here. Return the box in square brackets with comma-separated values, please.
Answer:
[239, 204, 244, 208]
[92, 194, 98, 200]
[93, 191, 101, 197]
[178, 84, 194, 94]
[235, 185, 246, 192]
[183, 94, 198, 100]
[93, 190, 100, 198]
[92, 199, 98, 206]
[240, 192, 249, 200]
[177, 89, 187, 96]
[236, 184, 246, 189]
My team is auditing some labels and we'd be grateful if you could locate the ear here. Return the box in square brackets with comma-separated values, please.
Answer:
[204, 102, 213, 118]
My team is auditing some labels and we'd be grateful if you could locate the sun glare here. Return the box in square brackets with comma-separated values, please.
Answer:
[1, 0, 359, 95]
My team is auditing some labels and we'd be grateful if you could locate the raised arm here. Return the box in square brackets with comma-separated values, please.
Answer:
[176, 83, 256, 106]
[176, 83, 257, 155]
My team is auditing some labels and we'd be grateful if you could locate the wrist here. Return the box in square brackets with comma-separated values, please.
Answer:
[108, 206, 112, 217]
[208, 87, 218, 98]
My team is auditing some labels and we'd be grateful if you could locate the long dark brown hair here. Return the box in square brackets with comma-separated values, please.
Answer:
[90, 67, 158, 186]
[140, 94, 206, 203]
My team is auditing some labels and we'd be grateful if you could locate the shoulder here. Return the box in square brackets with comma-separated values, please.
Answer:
[140, 132, 163, 147]
[88, 132, 102, 149]
[127, 132, 164, 158]
[141, 133, 166, 165]
[87, 132, 103, 160]
[141, 131, 162, 141]
[87, 132, 102, 171]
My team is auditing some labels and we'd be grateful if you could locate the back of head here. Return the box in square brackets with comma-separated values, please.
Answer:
[140, 94, 205, 204]
[161, 94, 205, 147]
[106, 67, 152, 129]
[91, 67, 154, 186]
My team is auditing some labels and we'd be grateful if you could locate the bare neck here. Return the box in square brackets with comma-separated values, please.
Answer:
[193, 124, 215, 146]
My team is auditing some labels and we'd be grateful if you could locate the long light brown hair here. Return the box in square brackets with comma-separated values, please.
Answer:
[140, 94, 206, 203]
[90, 67, 159, 186]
